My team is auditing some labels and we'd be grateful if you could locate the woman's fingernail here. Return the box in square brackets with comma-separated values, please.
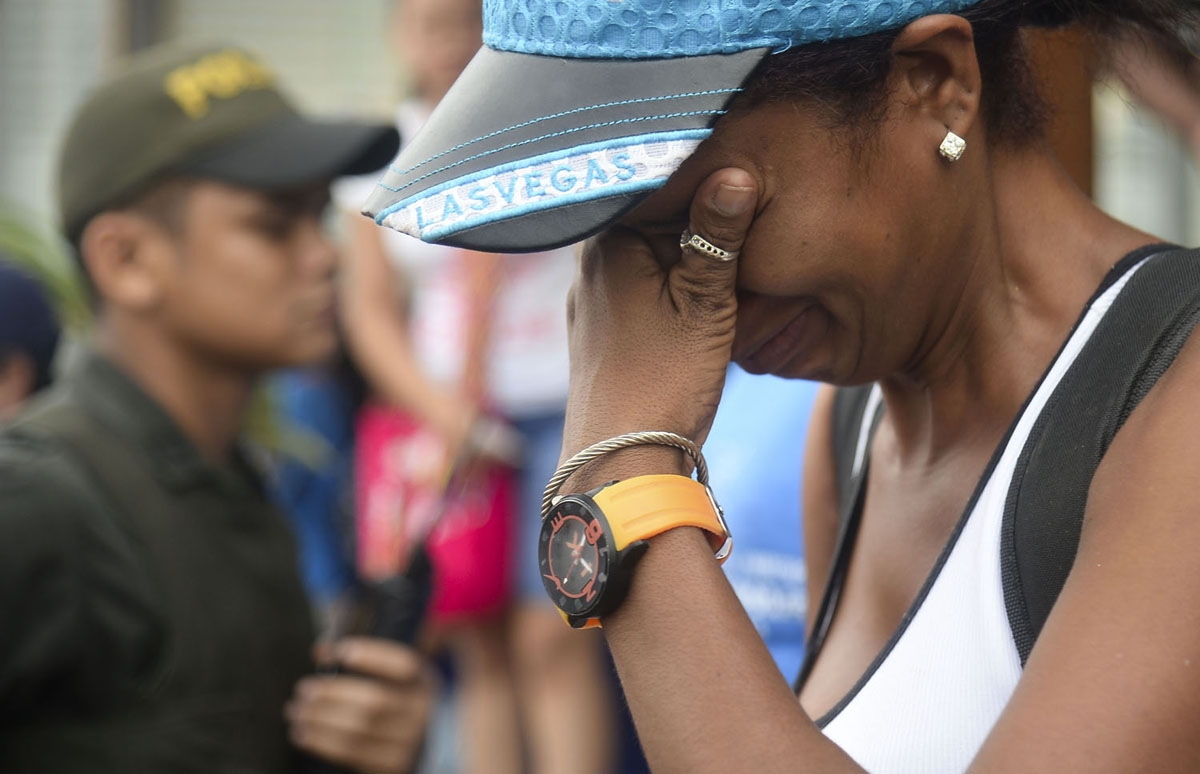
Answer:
[713, 184, 754, 216]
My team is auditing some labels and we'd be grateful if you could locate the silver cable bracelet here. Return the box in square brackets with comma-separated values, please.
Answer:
[540, 430, 709, 520]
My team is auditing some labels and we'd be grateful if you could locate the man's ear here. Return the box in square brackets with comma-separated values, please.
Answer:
[77, 211, 174, 312]
[889, 14, 982, 146]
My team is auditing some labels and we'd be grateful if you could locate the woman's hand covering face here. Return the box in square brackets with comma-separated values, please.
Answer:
[560, 168, 759, 487]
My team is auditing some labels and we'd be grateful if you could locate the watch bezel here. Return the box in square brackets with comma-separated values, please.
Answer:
[538, 492, 614, 620]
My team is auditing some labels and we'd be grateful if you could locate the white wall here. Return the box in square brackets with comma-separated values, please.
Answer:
[0, 0, 115, 223]
[1, 3, 1195, 246]
[0, 0, 404, 228]
[1094, 82, 1200, 247]
[164, 0, 403, 119]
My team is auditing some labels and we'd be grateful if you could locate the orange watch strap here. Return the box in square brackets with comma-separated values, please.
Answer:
[592, 474, 728, 557]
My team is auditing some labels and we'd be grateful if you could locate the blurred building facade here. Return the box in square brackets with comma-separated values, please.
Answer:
[0, 0, 402, 226]
[2, 0, 1196, 242]
[1095, 81, 1200, 246]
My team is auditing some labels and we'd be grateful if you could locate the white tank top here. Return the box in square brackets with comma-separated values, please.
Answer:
[819, 256, 1149, 773]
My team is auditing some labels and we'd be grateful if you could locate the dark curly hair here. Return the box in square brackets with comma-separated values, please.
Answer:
[739, 0, 1200, 146]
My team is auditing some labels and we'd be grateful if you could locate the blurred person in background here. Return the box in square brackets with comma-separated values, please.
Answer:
[264, 338, 365, 632]
[1107, 31, 1200, 160]
[0, 258, 61, 422]
[335, 0, 614, 771]
[703, 368, 819, 683]
[0, 44, 431, 773]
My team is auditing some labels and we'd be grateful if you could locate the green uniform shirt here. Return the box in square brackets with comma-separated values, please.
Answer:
[0, 350, 315, 773]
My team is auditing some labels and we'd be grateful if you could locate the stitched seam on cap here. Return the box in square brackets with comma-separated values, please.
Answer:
[390, 88, 741, 177]
[376, 110, 725, 195]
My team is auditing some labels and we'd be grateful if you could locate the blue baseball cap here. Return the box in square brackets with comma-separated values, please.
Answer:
[0, 260, 61, 392]
[364, 0, 981, 252]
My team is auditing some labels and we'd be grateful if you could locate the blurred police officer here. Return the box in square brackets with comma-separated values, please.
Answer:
[0, 44, 428, 773]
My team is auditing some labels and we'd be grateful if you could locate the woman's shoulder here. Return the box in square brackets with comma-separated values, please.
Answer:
[974, 285, 1200, 767]
[1086, 245, 1200, 529]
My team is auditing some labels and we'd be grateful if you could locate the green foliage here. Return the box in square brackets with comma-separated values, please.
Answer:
[0, 198, 91, 331]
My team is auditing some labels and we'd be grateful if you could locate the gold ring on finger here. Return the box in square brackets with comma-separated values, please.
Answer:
[680, 229, 738, 262]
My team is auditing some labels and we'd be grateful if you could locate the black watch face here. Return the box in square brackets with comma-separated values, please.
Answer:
[538, 496, 611, 617]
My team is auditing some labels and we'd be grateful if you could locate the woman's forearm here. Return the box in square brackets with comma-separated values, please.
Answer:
[569, 449, 861, 774]
[605, 526, 861, 774]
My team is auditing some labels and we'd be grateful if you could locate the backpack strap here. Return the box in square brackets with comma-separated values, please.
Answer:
[793, 384, 881, 691]
[1003, 246, 1200, 664]
[830, 385, 877, 510]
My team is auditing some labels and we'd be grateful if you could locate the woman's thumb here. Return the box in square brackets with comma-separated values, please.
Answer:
[677, 168, 757, 288]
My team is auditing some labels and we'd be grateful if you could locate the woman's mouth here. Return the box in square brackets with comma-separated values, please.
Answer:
[738, 306, 823, 374]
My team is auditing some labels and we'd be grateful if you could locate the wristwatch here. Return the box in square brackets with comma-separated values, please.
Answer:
[538, 474, 732, 629]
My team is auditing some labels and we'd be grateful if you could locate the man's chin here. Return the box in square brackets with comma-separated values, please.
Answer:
[250, 335, 338, 373]
[284, 338, 339, 370]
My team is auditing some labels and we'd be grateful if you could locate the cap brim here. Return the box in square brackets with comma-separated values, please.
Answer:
[363, 45, 768, 253]
[181, 116, 400, 191]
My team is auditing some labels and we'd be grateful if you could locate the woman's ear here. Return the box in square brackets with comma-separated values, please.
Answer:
[78, 211, 173, 313]
[890, 14, 982, 145]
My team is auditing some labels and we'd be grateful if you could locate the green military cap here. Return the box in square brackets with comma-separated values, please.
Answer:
[57, 43, 400, 240]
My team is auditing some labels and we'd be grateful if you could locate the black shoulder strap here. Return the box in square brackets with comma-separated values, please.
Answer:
[831, 385, 876, 511]
[793, 384, 879, 691]
[1003, 246, 1200, 664]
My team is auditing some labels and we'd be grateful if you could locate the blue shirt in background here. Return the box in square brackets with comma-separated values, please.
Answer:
[704, 366, 818, 682]
[265, 368, 357, 608]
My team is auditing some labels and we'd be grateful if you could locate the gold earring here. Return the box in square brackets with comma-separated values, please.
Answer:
[938, 130, 966, 162]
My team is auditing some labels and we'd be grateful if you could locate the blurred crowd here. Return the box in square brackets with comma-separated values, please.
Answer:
[0, 1, 1196, 773]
